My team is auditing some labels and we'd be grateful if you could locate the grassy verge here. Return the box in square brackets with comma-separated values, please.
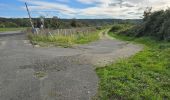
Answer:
[96, 29, 170, 99]
[28, 30, 102, 48]
[0, 28, 26, 32]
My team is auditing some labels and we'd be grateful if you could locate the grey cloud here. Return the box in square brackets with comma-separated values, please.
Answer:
[127, 12, 143, 15]
[122, 2, 135, 7]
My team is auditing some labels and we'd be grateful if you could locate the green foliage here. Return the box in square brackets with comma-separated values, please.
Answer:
[96, 34, 170, 100]
[159, 18, 170, 41]
[142, 9, 170, 40]
[112, 9, 170, 41]
[110, 25, 122, 32]
[139, 10, 165, 38]
[110, 24, 135, 36]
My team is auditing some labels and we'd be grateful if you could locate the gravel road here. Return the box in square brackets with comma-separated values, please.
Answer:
[0, 32, 142, 100]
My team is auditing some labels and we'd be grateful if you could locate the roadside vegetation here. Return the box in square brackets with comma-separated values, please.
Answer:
[28, 29, 103, 48]
[96, 9, 170, 100]
[121, 8, 170, 41]
[0, 28, 26, 32]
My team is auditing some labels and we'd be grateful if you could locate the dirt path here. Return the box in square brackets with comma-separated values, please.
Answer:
[0, 31, 142, 100]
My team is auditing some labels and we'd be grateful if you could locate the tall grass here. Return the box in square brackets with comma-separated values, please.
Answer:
[28, 30, 101, 47]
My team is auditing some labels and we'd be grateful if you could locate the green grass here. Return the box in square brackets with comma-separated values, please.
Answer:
[0, 28, 26, 32]
[96, 27, 170, 99]
[28, 30, 102, 47]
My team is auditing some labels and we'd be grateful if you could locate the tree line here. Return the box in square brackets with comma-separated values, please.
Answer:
[0, 17, 141, 29]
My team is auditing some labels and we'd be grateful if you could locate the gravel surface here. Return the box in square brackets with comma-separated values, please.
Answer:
[0, 32, 142, 100]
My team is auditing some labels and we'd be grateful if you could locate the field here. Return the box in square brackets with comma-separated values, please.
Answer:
[96, 25, 170, 99]
[0, 28, 26, 32]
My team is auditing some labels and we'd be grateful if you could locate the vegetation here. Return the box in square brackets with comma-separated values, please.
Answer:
[0, 27, 26, 32]
[121, 9, 170, 41]
[96, 26, 170, 99]
[96, 9, 170, 99]
[34, 71, 47, 78]
[0, 18, 30, 28]
[0, 17, 141, 29]
[28, 30, 102, 48]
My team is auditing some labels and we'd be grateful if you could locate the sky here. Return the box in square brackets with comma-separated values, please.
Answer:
[0, 0, 170, 19]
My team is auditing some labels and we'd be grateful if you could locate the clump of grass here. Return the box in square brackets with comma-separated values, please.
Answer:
[96, 31, 170, 99]
[34, 71, 47, 78]
[28, 30, 100, 47]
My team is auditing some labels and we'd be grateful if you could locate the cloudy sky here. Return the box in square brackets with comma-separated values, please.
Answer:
[0, 0, 170, 19]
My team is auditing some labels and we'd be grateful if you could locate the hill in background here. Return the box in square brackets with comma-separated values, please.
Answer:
[0, 17, 142, 29]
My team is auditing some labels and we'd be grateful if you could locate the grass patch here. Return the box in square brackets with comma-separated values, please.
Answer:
[0, 28, 26, 32]
[34, 71, 47, 78]
[96, 27, 170, 99]
[28, 30, 102, 47]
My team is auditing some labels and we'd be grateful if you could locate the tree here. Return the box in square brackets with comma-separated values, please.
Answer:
[70, 18, 77, 27]
[143, 7, 152, 21]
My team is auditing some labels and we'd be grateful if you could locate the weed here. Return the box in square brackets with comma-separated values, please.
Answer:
[34, 71, 47, 78]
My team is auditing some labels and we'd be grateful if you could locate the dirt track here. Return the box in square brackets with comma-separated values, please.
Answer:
[0, 32, 142, 100]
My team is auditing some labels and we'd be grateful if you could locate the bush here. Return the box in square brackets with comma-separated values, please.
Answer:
[5, 22, 18, 28]
[158, 18, 170, 41]
[0, 24, 5, 28]
[115, 9, 170, 41]
[110, 25, 122, 32]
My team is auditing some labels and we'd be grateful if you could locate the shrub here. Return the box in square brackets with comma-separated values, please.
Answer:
[114, 9, 170, 41]
[110, 25, 122, 32]
[0, 24, 5, 28]
[5, 22, 18, 28]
